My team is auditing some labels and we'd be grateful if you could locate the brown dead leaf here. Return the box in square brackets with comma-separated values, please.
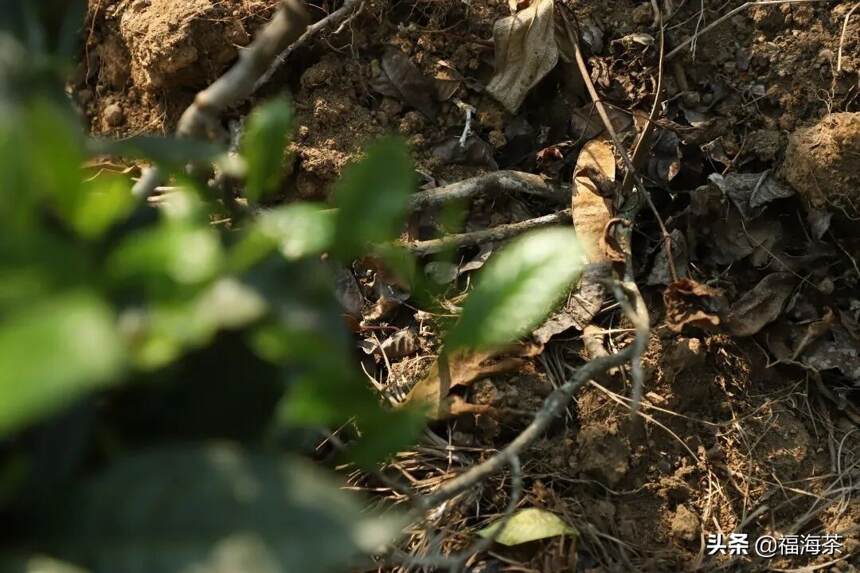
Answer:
[486, 0, 558, 113]
[401, 344, 542, 419]
[647, 230, 689, 286]
[664, 279, 727, 333]
[800, 326, 860, 384]
[709, 171, 794, 220]
[572, 139, 615, 264]
[371, 46, 438, 119]
[533, 262, 612, 342]
[726, 272, 795, 337]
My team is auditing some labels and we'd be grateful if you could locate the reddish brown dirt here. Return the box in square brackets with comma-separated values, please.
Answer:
[80, 0, 860, 570]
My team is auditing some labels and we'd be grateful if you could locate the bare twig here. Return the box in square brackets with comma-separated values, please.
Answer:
[837, 2, 859, 73]
[255, 0, 365, 90]
[607, 281, 651, 418]
[407, 171, 567, 210]
[445, 454, 522, 572]
[421, 319, 640, 508]
[403, 210, 572, 256]
[132, 0, 310, 198]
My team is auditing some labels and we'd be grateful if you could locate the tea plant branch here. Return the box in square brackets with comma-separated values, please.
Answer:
[256, 0, 366, 90]
[403, 210, 572, 256]
[407, 171, 568, 211]
[132, 0, 310, 198]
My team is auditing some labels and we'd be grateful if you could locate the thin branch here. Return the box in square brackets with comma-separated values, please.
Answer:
[255, 0, 365, 91]
[407, 171, 567, 211]
[403, 210, 572, 256]
[837, 2, 859, 73]
[131, 0, 310, 198]
[421, 321, 640, 508]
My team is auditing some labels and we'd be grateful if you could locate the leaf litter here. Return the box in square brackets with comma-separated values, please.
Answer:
[83, 0, 860, 569]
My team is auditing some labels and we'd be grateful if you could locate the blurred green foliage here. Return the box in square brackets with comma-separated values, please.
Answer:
[0, 6, 585, 570]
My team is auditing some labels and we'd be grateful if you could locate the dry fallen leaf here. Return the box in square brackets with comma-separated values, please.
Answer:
[664, 279, 727, 333]
[370, 46, 438, 119]
[647, 230, 689, 286]
[726, 272, 795, 337]
[400, 344, 541, 419]
[486, 0, 559, 113]
[532, 262, 612, 343]
[572, 139, 615, 264]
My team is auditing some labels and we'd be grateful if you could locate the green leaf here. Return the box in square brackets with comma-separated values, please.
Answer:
[446, 227, 585, 351]
[0, 292, 124, 436]
[0, 555, 89, 573]
[477, 508, 577, 546]
[242, 98, 294, 202]
[108, 224, 223, 290]
[69, 176, 134, 239]
[332, 137, 416, 260]
[230, 203, 334, 271]
[50, 444, 403, 573]
[125, 278, 267, 369]
[89, 136, 227, 169]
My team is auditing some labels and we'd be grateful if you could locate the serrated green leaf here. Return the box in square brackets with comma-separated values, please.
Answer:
[446, 227, 585, 351]
[49, 444, 403, 573]
[242, 98, 294, 202]
[0, 292, 124, 436]
[332, 137, 415, 260]
[478, 508, 577, 546]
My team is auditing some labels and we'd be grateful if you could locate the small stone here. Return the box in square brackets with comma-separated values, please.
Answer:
[104, 103, 124, 127]
[670, 505, 700, 541]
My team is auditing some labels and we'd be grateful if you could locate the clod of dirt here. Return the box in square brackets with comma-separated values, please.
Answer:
[574, 423, 630, 487]
[661, 337, 706, 383]
[781, 112, 860, 221]
[117, 0, 256, 90]
[669, 504, 700, 542]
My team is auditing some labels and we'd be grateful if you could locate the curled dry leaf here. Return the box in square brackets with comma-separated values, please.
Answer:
[800, 325, 860, 385]
[711, 214, 782, 266]
[663, 279, 727, 333]
[432, 136, 498, 169]
[709, 171, 794, 220]
[370, 46, 438, 119]
[486, 0, 559, 113]
[400, 344, 542, 420]
[726, 272, 795, 337]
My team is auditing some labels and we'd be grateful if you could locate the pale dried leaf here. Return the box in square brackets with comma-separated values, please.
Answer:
[572, 139, 615, 264]
[486, 0, 559, 113]
[478, 508, 577, 546]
